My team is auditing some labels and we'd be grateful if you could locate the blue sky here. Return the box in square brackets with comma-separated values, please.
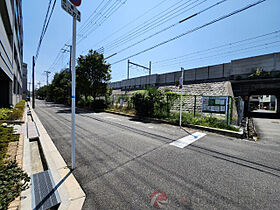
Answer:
[22, 0, 280, 87]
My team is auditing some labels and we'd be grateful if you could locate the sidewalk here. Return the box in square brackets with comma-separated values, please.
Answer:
[20, 103, 85, 210]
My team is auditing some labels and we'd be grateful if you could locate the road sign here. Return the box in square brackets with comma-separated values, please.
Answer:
[70, 0, 81, 6]
[61, 0, 81, 22]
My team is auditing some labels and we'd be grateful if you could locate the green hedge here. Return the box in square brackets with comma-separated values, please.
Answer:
[131, 88, 175, 118]
[7, 100, 25, 120]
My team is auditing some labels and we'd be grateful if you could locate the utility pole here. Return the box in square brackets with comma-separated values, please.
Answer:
[62, 44, 72, 73]
[127, 59, 130, 80]
[37, 81, 41, 89]
[44, 71, 51, 100]
[32, 56, 35, 108]
[28, 82, 31, 97]
[44, 71, 51, 86]
[179, 67, 184, 128]
[149, 61, 152, 76]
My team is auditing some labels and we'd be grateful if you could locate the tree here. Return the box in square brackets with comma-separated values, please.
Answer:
[48, 69, 71, 104]
[76, 50, 111, 102]
[35, 85, 48, 99]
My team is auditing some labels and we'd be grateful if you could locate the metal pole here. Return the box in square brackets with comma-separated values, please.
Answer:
[71, 17, 77, 170]
[28, 82, 31, 96]
[32, 56, 35, 108]
[179, 67, 184, 127]
[69, 45, 72, 73]
[69, 45, 72, 104]
[127, 59, 130, 80]
[225, 96, 229, 124]
[149, 61, 151, 75]
[194, 95, 196, 117]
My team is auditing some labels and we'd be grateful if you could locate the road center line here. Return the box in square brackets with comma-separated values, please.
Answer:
[169, 132, 206, 148]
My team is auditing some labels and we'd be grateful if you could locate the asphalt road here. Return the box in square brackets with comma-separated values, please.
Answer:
[35, 100, 280, 210]
[253, 118, 280, 146]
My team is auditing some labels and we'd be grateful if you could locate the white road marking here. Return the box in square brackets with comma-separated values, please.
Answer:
[148, 126, 154, 129]
[105, 116, 121, 121]
[169, 132, 206, 148]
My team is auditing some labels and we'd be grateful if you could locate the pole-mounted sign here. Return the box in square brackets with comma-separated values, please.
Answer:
[70, 0, 81, 6]
[61, 0, 81, 22]
[61, 0, 81, 169]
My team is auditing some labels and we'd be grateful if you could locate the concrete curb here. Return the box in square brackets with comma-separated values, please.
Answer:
[30, 107, 86, 210]
[105, 110, 244, 138]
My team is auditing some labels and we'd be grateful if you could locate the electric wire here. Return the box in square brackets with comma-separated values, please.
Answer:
[35, 0, 57, 61]
[156, 40, 280, 69]
[113, 0, 229, 55]
[104, 0, 198, 51]
[110, 0, 267, 65]
[154, 30, 280, 65]
[91, 0, 172, 50]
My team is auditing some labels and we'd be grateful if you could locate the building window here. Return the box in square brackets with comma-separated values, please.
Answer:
[0, 1, 13, 48]
[13, 76, 16, 94]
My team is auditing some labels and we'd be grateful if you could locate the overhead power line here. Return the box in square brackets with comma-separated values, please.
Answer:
[104, 0, 201, 51]
[154, 30, 280, 65]
[91, 0, 172, 49]
[112, 0, 229, 56]
[110, 0, 267, 65]
[156, 40, 280, 69]
[47, 0, 126, 73]
[76, 0, 127, 45]
[35, 0, 57, 61]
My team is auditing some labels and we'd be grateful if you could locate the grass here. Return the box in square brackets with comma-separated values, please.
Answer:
[106, 107, 239, 132]
[106, 106, 136, 115]
[167, 112, 240, 132]
[0, 126, 19, 163]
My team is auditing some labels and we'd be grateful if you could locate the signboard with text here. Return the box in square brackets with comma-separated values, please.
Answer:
[61, 0, 81, 21]
[202, 96, 228, 114]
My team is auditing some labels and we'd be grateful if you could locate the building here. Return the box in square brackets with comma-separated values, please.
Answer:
[0, 0, 23, 107]
[22, 63, 27, 99]
[259, 95, 276, 110]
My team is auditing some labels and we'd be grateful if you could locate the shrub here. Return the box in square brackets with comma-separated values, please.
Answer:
[168, 112, 239, 132]
[248, 68, 270, 79]
[131, 88, 180, 118]
[77, 96, 87, 108]
[7, 100, 25, 121]
[92, 99, 107, 110]
[0, 108, 11, 120]
[0, 161, 30, 210]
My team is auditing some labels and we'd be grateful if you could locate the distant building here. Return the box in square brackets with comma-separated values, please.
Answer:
[0, 0, 24, 107]
[22, 63, 27, 99]
[259, 95, 276, 110]
[249, 95, 277, 111]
